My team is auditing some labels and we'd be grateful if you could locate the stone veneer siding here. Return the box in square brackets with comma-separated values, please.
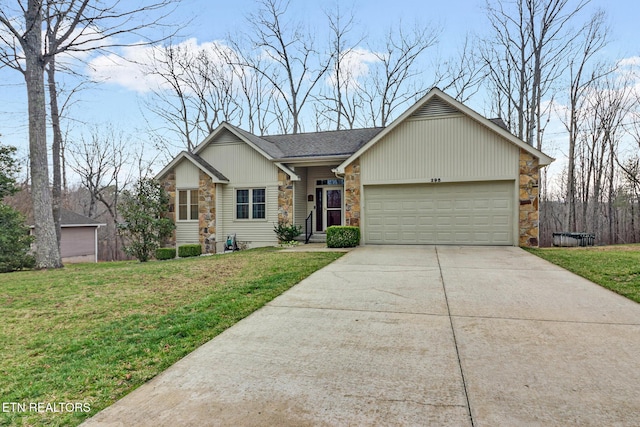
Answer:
[198, 170, 216, 254]
[519, 148, 540, 247]
[344, 159, 361, 227]
[278, 170, 294, 224]
[161, 171, 176, 248]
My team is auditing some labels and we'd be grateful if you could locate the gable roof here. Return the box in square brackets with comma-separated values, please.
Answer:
[59, 209, 105, 227]
[156, 150, 229, 182]
[28, 209, 105, 228]
[196, 122, 384, 160]
[263, 128, 384, 159]
[336, 87, 554, 173]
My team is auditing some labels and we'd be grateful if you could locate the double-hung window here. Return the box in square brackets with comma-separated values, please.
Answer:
[178, 189, 198, 221]
[236, 188, 266, 220]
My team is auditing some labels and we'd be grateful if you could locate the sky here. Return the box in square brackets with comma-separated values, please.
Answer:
[1, 0, 639, 182]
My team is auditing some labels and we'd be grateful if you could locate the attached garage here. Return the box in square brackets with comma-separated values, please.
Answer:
[364, 181, 514, 245]
[337, 88, 554, 247]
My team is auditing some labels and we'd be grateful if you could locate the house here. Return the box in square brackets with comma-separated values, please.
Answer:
[30, 209, 105, 263]
[156, 88, 553, 252]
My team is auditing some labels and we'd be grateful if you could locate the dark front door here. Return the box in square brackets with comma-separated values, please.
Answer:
[316, 188, 323, 232]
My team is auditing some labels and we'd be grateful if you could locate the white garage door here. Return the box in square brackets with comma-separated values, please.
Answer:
[364, 181, 514, 245]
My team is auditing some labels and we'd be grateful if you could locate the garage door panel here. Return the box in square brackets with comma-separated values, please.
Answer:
[454, 216, 471, 226]
[368, 216, 383, 226]
[473, 216, 490, 226]
[418, 200, 435, 210]
[402, 216, 416, 226]
[365, 181, 514, 245]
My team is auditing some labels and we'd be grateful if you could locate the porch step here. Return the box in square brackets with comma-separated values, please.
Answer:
[295, 233, 327, 244]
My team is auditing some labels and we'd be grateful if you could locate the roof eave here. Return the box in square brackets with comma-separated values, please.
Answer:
[274, 162, 300, 181]
[273, 155, 350, 163]
[155, 151, 230, 183]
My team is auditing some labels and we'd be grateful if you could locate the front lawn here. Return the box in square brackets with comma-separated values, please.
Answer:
[0, 248, 343, 426]
[525, 244, 640, 303]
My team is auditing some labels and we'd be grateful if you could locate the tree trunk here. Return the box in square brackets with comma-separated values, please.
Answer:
[24, 0, 62, 268]
[47, 59, 63, 247]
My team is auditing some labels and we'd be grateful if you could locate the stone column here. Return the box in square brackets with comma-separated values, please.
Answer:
[198, 170, 216, 254]
[519, 149, 540, 247]
[160, 171, 176, 247]
[344, 159, 361, 227]
[278, 170, 293, 224]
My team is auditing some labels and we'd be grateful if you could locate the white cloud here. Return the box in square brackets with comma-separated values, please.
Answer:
[86, 38, 240, 94]
[87, 44, 160, 93]
[618, 56, 640, 68]
[327, 48, 381, 90]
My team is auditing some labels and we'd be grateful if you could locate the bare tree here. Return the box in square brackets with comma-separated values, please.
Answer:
[68, 125, 157, 260]
[0, 1, 61, 268]
[433, 34, 486, 103]
[482, 0, 590, 149]
[360, 21, 440, 127]
[313, 4, 365, 130]
[0, 0, 178, 268]
[243, 0, 331, 134]
[147, 38, 274, 152]
[558, 10, 609, 231]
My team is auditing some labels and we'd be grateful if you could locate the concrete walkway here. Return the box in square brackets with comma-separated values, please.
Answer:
[83, 246, 640, 426]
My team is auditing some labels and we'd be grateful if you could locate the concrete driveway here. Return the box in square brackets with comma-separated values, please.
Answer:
[83, 246, 640, 426]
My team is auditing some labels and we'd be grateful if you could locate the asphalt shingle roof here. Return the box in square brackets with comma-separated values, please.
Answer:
[223, 123, 384, 159]
[185, 152, 229, 181]
[263, 128, 385, 158]
[59, 209, 102, 226]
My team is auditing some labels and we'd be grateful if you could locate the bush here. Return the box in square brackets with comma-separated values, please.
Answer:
[0, 203, 35, 273]
[155, 247, 176, 260]
[178, 244, 202, 258]
[326, 226, 360, 248]
[273, 220, 302, 242]
[117, 178, 175, 262]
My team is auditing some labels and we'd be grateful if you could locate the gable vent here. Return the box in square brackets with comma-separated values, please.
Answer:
[411, 97, 460, 119]
[214, 129, 242, 144]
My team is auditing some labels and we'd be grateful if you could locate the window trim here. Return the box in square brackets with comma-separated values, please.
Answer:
[235, 187, 267, 221]
[177, 188, 199, 222]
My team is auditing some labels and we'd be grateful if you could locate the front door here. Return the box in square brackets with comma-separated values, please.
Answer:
[315, 187, 342, 232]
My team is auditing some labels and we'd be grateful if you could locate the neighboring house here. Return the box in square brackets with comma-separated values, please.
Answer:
[31, 209, 105, 263]
[156, 88, 553, 253]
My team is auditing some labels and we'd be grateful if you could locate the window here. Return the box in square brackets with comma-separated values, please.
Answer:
[178, 189, 198, 221]
[316, 179, 344, 186]
[236, 188, 266, 220]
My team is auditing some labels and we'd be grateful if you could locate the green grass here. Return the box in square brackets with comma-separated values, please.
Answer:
[525, 244, 640, 303]
[0, 248, 343, 426]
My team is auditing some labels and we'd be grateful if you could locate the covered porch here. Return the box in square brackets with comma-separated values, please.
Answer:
[288, 162, 359, 242]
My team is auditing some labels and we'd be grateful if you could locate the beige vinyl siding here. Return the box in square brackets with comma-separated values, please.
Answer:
[175, 159, 200, 188]
[200, 135, 281, 251]
[360, 115, 519, 185]
[199, 142, 275, 183]
[293, 167, 308, 229]
[217, 184, 279, 251]
[176, 222, 199, 247]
